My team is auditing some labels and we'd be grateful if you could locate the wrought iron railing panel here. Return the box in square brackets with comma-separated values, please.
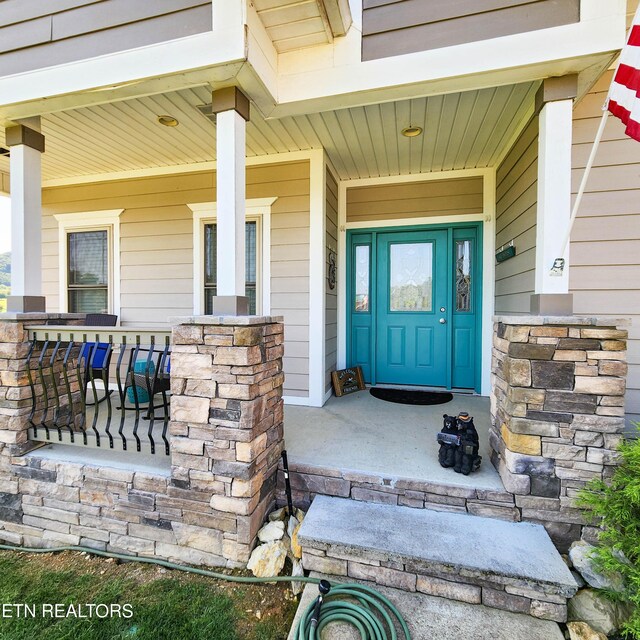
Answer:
[25, 326, 172, 457]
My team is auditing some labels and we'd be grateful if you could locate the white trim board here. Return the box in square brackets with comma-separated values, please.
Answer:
[54, 209, 123, 317]
[336, 169, 496, 397]
[308, 149, 327, 407]
[41, 150, 320, 188]
[188, 198, 276, 316]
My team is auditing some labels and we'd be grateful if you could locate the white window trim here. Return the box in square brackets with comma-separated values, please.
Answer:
[189, 198, 276, 315]
[54, 210, 123, 317]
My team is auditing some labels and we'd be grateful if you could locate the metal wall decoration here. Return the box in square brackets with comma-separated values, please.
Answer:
[495, 241, 516, 263]
[328, 249, 337, 290]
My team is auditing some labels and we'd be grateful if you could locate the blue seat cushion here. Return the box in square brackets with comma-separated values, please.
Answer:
[81, 343, 109, 370]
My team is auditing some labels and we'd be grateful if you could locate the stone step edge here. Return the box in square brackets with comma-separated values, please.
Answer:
[300, 547, 570, 623]
[298, 533, 576, 598]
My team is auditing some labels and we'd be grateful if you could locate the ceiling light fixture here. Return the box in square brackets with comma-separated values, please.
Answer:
[157, 115, 179, 127]
[401, 126, 423, 138]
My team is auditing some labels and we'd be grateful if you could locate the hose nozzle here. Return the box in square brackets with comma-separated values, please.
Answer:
[310, 580, 332, 629]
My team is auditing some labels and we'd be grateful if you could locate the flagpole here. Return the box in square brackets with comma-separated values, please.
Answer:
[555, 108, 609, 261]
[551, 5, 640, 275]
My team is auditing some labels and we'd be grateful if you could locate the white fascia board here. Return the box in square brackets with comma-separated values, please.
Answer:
[268, 0, 625, 117]
[244, 1, 279, 112]
[0, 30, 245, 112]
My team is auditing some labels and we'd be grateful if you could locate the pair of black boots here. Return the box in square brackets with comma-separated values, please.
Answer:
[437, 412, 482, 475]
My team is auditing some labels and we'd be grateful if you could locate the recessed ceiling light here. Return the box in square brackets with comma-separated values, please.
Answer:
[401, 126, 423, 138]
[158, 115, 179, 127]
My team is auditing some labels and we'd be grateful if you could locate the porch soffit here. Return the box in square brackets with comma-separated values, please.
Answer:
[0, 81, 538, 183]
[252, 0, 352, 53]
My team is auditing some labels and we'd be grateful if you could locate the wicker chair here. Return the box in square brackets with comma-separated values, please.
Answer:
[123, 347, 171, 419]
[82, 313, 118, 404]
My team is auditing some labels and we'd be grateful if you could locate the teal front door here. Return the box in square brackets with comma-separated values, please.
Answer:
[348, 224, 482, 391]
[376, 230, 448, 386]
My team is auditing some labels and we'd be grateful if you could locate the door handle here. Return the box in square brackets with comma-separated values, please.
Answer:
[439, 318, 446, 324]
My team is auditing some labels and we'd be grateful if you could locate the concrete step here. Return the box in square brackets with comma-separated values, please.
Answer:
[288, 573, 565, 640]
[297, 496, 578, 622]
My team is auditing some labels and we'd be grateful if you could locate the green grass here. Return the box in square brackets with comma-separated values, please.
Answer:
[0, 298, 6, 313]
[0, 551, 297, 640]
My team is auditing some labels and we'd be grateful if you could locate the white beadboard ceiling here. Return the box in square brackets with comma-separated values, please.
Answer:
[0, 81, 538, 183]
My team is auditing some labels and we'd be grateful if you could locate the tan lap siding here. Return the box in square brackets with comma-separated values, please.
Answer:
[495, 117, 538, 314]
[345, 176, 483, 223]
[41, 161, 311, 399]
[325, 167, 339, 394]
[571, 71, 640, 425]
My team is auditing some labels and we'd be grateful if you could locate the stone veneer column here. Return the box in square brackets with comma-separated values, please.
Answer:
[490, 315, 628, 550]
[169, 315, 285, 565]
[0, 314, 83, 458]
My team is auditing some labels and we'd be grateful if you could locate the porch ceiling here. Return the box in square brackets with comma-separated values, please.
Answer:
[253, 0, 351, 52]
[0, 81, 538, 183]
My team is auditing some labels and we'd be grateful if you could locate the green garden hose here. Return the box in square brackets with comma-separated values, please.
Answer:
[0, 543, 411, 640]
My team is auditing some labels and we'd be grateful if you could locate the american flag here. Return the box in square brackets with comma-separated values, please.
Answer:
[608, 6, 640, 142]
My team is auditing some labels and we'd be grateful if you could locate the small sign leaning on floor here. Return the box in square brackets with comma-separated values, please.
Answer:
[331, 366, 366, 397]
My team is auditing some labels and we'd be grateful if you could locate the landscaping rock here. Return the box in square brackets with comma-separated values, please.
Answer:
[567, 589, 631, 636]
[291, 521, 303, 559]
[247, 541, 287, 578]
[268, 507, 287, 522]
[291, 559, 305, 596]
[257, 520, 285, 543]
[569, 541, 624, 591]
[571, 570, 586, 589]
[567, 621, 607, 640]
[287, 514, 299, 539]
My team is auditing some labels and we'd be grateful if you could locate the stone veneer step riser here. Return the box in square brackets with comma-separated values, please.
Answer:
[298, 496, 578, 623]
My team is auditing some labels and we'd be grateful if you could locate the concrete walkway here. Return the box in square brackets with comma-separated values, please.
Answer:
[284, 390, 503, 490]
[288, 574, 565, 640]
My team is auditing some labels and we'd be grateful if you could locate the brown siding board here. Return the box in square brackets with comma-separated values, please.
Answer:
[0, 0, 101, 27]
[364, 0, 534, 36]
[0, 3, 212, 76]
[495, 117, 538, 314]
[51, 0, 208, 40]
[325, 168, 339, 394]
[0, 16, 52, 54]
[362, 0, 579, 61]
[346, 177, 483, 223]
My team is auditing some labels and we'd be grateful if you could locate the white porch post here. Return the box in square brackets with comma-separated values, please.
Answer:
[5, 119, 46, 313]
[210, 87, 250, 315]
[532, 75, 577, 316]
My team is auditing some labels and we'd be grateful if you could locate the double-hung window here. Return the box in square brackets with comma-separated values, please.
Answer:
[55, 210, 122, 315]
[67, 229, 109, 313]
[190, 199, 275, 316]
[204, 221, 258, 314]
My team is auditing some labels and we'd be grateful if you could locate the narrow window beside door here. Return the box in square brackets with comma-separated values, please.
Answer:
[67, 230, 109, 313]
[204, 221, 258, 314]
[455, 239, 472, 312]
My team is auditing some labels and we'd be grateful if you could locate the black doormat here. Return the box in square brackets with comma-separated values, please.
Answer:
[370, 387, 453, 406]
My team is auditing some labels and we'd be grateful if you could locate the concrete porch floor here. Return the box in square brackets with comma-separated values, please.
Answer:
[284, 390, 504, 491]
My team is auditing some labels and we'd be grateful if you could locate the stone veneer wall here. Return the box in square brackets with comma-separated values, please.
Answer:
[490, 316, 627, 550]
[0, 314, 284, 568]
[277, 464, 520, 521]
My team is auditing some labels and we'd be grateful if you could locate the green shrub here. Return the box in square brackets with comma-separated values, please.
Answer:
[576, 424, 640, 639]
